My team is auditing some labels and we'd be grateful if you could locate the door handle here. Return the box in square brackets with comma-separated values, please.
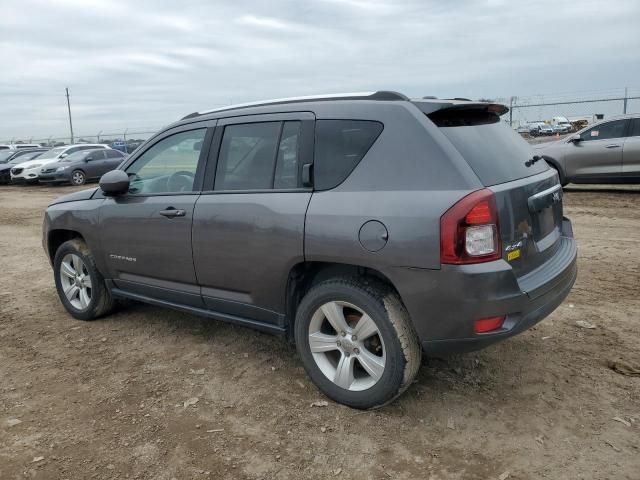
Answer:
[159, 207, 186, 218]
[605, 144, 621, 148]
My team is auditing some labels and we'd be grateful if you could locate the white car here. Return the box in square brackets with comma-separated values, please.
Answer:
[10, 144, 109, 183]
[0, 143, 42, 151]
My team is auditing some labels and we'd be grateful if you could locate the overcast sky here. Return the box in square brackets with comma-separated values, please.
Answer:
[1, 0, 639, 140]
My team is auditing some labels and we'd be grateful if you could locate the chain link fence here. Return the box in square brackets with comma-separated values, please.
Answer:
[508, 87, 640, 130]
[3, 88, 640, 148]
[1, 129, 160, 153]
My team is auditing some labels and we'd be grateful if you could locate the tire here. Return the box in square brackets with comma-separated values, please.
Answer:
[294, 277, 421, 409]
[71, 170, 86, 185]
[53, 239, 114, 321]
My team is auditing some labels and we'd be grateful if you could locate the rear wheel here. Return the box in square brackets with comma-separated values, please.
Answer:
[53, 239, 114, 320]
[294, 278, 421, 409]
[71, 170, 86, 185]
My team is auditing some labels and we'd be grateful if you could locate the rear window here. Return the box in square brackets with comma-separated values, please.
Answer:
[430, 109, 548, 186]
[314, 120, 383, 190]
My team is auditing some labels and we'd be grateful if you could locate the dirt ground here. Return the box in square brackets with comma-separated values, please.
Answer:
[0, 183, 638, 480]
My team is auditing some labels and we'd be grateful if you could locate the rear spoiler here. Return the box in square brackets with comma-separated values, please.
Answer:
[412, 100, 509, 117]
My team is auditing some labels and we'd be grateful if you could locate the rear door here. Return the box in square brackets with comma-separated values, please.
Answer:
[622, 118, 640, 179]
[564, 119, 629, 181]
[192, 112, 314, 326]
[84, 150, 108, 179]
[102, 149, 126, 175]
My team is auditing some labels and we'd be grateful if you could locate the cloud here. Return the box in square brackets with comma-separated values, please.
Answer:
[1, 0, 639, 139]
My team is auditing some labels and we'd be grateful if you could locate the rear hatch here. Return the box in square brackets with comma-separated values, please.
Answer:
[426, 105, 564, 276]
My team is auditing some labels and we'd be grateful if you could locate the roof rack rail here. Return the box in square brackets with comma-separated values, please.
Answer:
[182, 91, 408, 120]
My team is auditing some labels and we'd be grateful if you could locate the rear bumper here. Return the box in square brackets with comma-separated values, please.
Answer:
[389, 218, 577, 355]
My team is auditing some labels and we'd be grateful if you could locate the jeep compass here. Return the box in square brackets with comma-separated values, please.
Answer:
[43, 91, 577, 408]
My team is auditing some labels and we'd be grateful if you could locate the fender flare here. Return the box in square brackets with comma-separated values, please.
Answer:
[541, 155, 567, 186]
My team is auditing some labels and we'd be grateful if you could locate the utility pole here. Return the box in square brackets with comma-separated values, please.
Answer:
[509, 96, 516, 127]
[623, 87, 628, 114]
[65, 87, 75, 144]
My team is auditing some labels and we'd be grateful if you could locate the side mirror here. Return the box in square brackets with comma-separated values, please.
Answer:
[85, 156, 93, 162]
[59, 153, 68, 159]
[570, 136, 582, 144]
[99, 170, 130, 196]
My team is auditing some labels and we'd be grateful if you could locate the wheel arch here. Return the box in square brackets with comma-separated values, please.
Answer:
[284, 261, 401, 341]
[47, 229, 85, 263]
[542, 155, 567, 186]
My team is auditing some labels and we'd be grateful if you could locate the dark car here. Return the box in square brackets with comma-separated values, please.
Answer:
[39, 148, 126, 185]
[42, 92, 577, 408]
[0, 148, 48, 184]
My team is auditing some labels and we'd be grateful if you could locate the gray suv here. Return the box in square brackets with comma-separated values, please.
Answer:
[43, 92, 577, 408]
[537, 114, 640, 185]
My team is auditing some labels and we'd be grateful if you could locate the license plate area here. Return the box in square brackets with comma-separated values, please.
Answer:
[528, 184, 563, 243]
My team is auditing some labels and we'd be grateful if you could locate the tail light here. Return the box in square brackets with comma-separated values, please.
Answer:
[440, 188, 501, 264]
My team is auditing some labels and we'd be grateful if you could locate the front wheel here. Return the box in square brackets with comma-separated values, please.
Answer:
[294, 278, 421, 409]
[53, 239, 114, 320]
[71, 170, 86, 185]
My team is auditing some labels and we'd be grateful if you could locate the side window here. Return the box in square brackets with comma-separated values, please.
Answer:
[215, 122, 280, 190]
[106, 150, 123, 158]
[314, 120, 383, 190]
[126, 129, 206, 194]
[631, 118, 640, 137]
[87, 151, 105, 161]
[580, 119, 628, 141]
[274, 121, 302, 189]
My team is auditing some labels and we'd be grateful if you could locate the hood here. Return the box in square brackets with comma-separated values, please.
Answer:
[48, 187, 99, 206]
[14, 157, 60, 169]
[532, 138, 566, 150]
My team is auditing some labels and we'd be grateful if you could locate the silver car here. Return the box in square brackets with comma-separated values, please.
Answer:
[536, 114, 640, 185]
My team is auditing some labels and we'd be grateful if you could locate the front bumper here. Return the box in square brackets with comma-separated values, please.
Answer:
[389, 218, 577, 354]
[39, 172, 70, 183]
[11, 170, 41, 182]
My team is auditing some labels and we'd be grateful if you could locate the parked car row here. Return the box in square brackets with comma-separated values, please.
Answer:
[0, 144, 126, 185]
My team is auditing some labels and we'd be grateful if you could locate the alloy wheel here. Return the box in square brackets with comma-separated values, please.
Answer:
[59, 253, 92, 310]
[72, 171, 85, 185]
[308, 301, 386, 391]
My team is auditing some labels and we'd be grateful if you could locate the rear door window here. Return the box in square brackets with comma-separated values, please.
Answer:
[214, 121, 305, 191]
[430, 109, 548, 186]
[314, 120, 383, 190]
[215, 122, 280, 190]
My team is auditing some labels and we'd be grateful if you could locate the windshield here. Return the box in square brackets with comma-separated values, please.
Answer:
[37, 147, 66, 160]
[0, 151, 13, 162]
[429, 109, 549, 186]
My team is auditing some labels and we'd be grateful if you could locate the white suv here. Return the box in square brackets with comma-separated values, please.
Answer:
[10, 144, 109, 184]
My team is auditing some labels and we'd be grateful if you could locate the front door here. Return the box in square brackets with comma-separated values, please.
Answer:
[98, 126, 212, 307]
[622, 118, 640, 179]
[192, 113, 314, 325]
[565, 119, 629, 181]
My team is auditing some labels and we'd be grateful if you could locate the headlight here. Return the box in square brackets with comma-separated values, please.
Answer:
[56, 166, 69, 172]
